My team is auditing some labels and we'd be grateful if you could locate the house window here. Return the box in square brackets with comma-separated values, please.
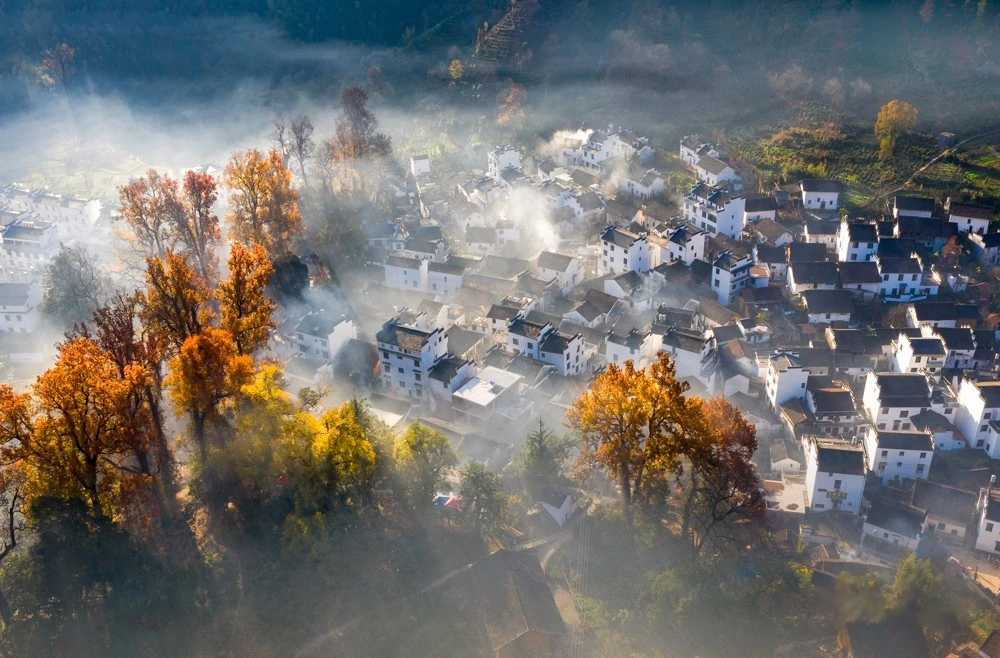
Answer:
[989, 523, 996, 532]
[383, 351, 389, 359]
[413, 359, 419, 367]
[900, 410, 908, 418]
[397, 367, 403, 374]
[881, 450, 888, 456]
[834, 480, 842, 490]
[512, 338, 519, 346]
[414, 373, 421, 381]
[919, 452, 926, 459]
[916, 464, 924, 474]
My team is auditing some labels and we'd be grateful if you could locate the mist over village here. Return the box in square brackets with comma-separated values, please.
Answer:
[6, 1, 1000, 656]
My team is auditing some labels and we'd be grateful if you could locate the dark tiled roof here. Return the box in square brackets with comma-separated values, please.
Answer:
[601, 227, 641, 249]
[805, 218, 839, 235]
[838, 261, 881, 284]
[976, 381, 1000, 407]
[809, 387, 856, 414]
[376, 323, 432, 350]
[907, 337, 945, 356]
[912, 480, 975, 525]
[696, 155, 731, 175]
[875, 372, 930, 406]
[540, 330, 574, 354]
[845, 222, 878, 242]
[508, 318, 548, 339]
[949, 201, 994, 220]
[466, 226, 498, 244]
[894, 194, 935, 213]
[487, 304, 521, 322]
[386, 254, 421, 268]
[536, 250, 574, 272]
[981, 629, 1000, 658]
[815, 442, 865, 475]
[744, 196, 777, 213]
[429, 355, 469, 383]
[873, 430, 934, 452]
[878, 256, 922, 274]
[800, 179, 842, 193]
[754, 245, 786, 263]
[788, 242, 828, 262]
[801, 289, 854, 315]
[791, 261, 839, 285]
[866, 496, 926, 539]
[754, 218, 788, 243]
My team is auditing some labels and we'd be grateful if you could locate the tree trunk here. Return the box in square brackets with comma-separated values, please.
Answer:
[680, 468, 699, 547]
[620, 469, 633, 526]
[0, 588, 12, 625]
[193, 411, 207, 465]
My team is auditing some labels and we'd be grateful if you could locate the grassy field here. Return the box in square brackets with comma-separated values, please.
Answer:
[724, 101, 1000, 215]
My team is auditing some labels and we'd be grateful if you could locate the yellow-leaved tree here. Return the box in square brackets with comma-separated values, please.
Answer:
[223, 148, 302, 255]
[568, 352, 704, 523]
[875, 99, 918, 161]
[218, 242, 276, 356]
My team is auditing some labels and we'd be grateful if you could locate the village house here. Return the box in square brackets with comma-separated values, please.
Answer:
[563, 289, 620, 329]
[679, 135, 719, 167]
[975, 486, 1000, 556]
[660, 327, 711, 384]
[934, 326, 979, 369]
[754, 244, 789, 281]
[694, 155, 739, 186]
[837, 220, 878, 262]
[911, 409, 965, 450]
[0, 281, 41, 334]
[912, 480, 976, 543]
[617, 167, 665, 199]
[293, 313, 358, 363]
[863, 427, 934, 486]
[604, 271, 654, 313]
[0, 220, 59, 272]
[409, 154, 431, 177]
[606, 328, 659, 367]
[837, 262, 882, 298]
[599, 227, 650, 276]
[451, 366, 528, 425]
[876, 254, 931, 302]
[534, 250, 581, 294]
[971, 232, 1000, 266]
[892, 194, 935, 219]
[803, 218, 840, 252]
[906, 301, 980, 330]
[661, 225, 707, 265]
[787, 261, 839, 294]
[428, 355, 478, 402]
[862, 372, 932, 432]
[891, 333, 946, 378]
[862, 496, 925, 552]
[804, 438, 866, 515]
[683, 183, 746, 238]
[487, 145, 521, 182]
[752, 216, 791, 246]
[800, 180, 841, 210]
[744, 196, 778, 224]
[376, 313, 449, 400]
[955, 379, 1000, 457]
[711, 250, 752, 306]
[801, 289, 855, 325]
[947, 198, 993, 235]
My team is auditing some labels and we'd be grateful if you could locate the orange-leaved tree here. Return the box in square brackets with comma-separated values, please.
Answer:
[165, 327, 254, 464]
[218, 243, 276, 356]
[223, 148, 302, 255]
[118, 169, 184, 259]
[11, 338, 149, 520]
[178, 171, 222, 285]
[568, 352, 704, 524]
[140, 250, 213, 354]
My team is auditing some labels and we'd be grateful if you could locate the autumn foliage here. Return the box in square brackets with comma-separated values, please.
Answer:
[224, 148, 302, 254]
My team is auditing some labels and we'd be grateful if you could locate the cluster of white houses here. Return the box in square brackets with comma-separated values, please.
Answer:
[257, 126, 1000, 565]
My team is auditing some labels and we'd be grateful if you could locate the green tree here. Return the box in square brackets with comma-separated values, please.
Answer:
[393, 424, 456, 509]
[892, 553, 941, 610]
[516, 420, 574, 498]
[459, 462, 508, 535]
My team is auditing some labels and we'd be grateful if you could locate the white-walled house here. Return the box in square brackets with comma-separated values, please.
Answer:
[599, 227, 650, 275]
[487, 145, 521, 182]
[787, 261, 839, 294]
[618, 168, 665, 199]
[410, 154, 431, 177]
[293, 313, 358, 363]
[376, 314, 449, 400]
[606, 328, 659, 367]
[711, 250, 752, 306]
[535, 250, 582, 294]
[683, 183, 746, 238]
[893, 195, 935, 219]
[862, 372, 932, 433]
[913, 480, 976, 543]
[891, 334, 946, 377]
[800, 180, 841, 211]
[0, 281, 42, 334]
[976, 487, 1000, 555]
[947, 199, 993, 235]
[862, 497, 925, 552]
[804, 438, 866, 515]
[744, 196, 778, 224]
[0, 220, 59, 272]
[661, 225, 707, 266]
[837, 220, 878, 263]
[863, 427, 934, 486]
[694, 155, 739, 186]
[766, 352, 810, 411]
[955, 379, 1000, 457]
[679, 135, 718, 167]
